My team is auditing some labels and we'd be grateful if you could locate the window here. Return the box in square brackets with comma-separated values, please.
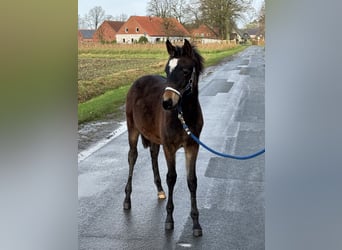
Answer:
[125, 27, 128, 33]
[136, 27, 139, 33]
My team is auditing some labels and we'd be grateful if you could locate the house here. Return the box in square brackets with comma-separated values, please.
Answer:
[93, 20, 125, 43]
[241, 26, 264, 44]
[189, 24, 220, 44]
[116, 16, 190, 44]
[78, 30, 96, 42]
[229, 29, 244, 42]
[226, 22, 245, 43]
[242, 27, 263, 40]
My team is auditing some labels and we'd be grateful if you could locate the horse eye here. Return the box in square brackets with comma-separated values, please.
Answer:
[183, 69, 191, 76]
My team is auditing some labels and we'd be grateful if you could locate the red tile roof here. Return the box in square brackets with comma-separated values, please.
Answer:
[190, 24, 219, 39]
[117, 16, 189, 37]
[105, 21, 125, 32]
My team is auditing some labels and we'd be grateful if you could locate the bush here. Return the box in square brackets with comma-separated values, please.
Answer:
[138, 36, 148, 44]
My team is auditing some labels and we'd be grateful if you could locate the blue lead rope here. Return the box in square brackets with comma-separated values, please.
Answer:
[178, 112, 265, 160]
[190, 132, 265, 160]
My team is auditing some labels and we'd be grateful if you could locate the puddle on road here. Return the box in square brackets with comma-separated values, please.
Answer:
[78, 171, 111, 198]
[177, 242, 193, 248]
[78, 109, 125, 153]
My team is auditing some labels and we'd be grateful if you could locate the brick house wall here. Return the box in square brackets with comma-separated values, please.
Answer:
[93, 21, 125, 43]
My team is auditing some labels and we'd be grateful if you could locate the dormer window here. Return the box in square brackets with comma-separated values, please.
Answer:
[136, 27, 139, 33]
[125, 27, 128, 33]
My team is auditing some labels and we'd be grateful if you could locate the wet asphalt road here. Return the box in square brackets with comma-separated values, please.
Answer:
[78, 45, 265, 250]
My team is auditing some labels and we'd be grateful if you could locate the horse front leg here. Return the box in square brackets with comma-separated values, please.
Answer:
[150, 143, 166, 199]
[185, 143, 202, 237]
[163, 147, 177, 230]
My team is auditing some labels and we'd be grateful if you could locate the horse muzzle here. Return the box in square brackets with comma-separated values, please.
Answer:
[162, 87, 181, 110]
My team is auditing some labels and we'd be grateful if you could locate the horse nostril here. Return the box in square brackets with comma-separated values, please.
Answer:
[162, 99, 173, 110]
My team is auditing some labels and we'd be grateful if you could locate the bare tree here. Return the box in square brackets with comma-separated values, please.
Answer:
[105, 15, 115, 21]
[114, 13, 128, 22]
[258, 0, 265, 37]
[169, 0, 188, 23]
[162, 18, 178, 37]
[147, 0, 171, 17]
[199, 0, 252, 40]
[147, 0, 189, 23]
[146, 0, 253, 37]
[78, 15, 85, 29]
[86, 6, 106, 29]
[183, 0, 202, 25]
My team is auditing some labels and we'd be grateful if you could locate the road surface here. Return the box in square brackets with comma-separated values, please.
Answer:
[78, 45, 265, 250]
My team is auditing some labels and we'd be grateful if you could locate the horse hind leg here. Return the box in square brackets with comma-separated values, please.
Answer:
[149, 143, 166, 199]
[123, 128, 139, 210]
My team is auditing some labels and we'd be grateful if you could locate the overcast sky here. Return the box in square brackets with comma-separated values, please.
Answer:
[78, 0, 264, 26]
[78, 0, 149, 17]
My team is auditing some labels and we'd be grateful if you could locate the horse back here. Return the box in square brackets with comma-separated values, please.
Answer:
[126, 75, 166, 110]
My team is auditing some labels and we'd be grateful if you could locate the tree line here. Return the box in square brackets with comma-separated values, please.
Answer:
[78, 0, 265, 40]
[78, 6, 127, 31]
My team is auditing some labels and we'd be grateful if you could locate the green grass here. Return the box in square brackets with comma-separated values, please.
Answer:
[204, 45, 247, 66]
[78, 85, 130, 123]
[78, 43, 249, 124]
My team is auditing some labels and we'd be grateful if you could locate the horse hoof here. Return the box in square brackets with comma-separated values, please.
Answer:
[123, 201, 131, 210]
[158, 191, 166, 199]
[193, 228, 203, 237]
[165, 222, 174, 230]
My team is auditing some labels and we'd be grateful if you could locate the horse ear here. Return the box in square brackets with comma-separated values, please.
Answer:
[166, 39, 175, 57]
[183, 39, 193, 57]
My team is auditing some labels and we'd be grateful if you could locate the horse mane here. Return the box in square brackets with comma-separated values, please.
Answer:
[191, 45, 204, 75]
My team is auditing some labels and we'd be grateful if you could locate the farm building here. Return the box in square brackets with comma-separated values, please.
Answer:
[189, 24, 220, 44]
[116, 16, 190, 44]
[241, 27, 264, 41]
[93, 20, 125, 43]
[78, 30, 96, 42]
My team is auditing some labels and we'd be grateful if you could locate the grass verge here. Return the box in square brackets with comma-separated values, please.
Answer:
[78, 85, 130, 123]
[204, 45, 247, 66]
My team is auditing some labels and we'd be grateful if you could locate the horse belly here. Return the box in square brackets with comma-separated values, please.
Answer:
[135, 121, 162, 145]
[133, 101, 163, 145]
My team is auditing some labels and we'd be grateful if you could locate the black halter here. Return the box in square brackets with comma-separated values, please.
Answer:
[164, 67, 196, 98]
[183, 66, 196, 96]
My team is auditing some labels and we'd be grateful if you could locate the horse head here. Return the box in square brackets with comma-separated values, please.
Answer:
[162, 39, 203, 110]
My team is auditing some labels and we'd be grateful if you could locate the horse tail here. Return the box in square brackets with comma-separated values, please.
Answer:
[141, 135, 151, 148]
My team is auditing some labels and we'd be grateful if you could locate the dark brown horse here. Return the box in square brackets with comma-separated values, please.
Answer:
[123, 39, 204, 237]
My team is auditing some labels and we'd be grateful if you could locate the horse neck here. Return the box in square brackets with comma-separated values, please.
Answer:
[191, 73, 200, 97]
[182, 79, 200, 113]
